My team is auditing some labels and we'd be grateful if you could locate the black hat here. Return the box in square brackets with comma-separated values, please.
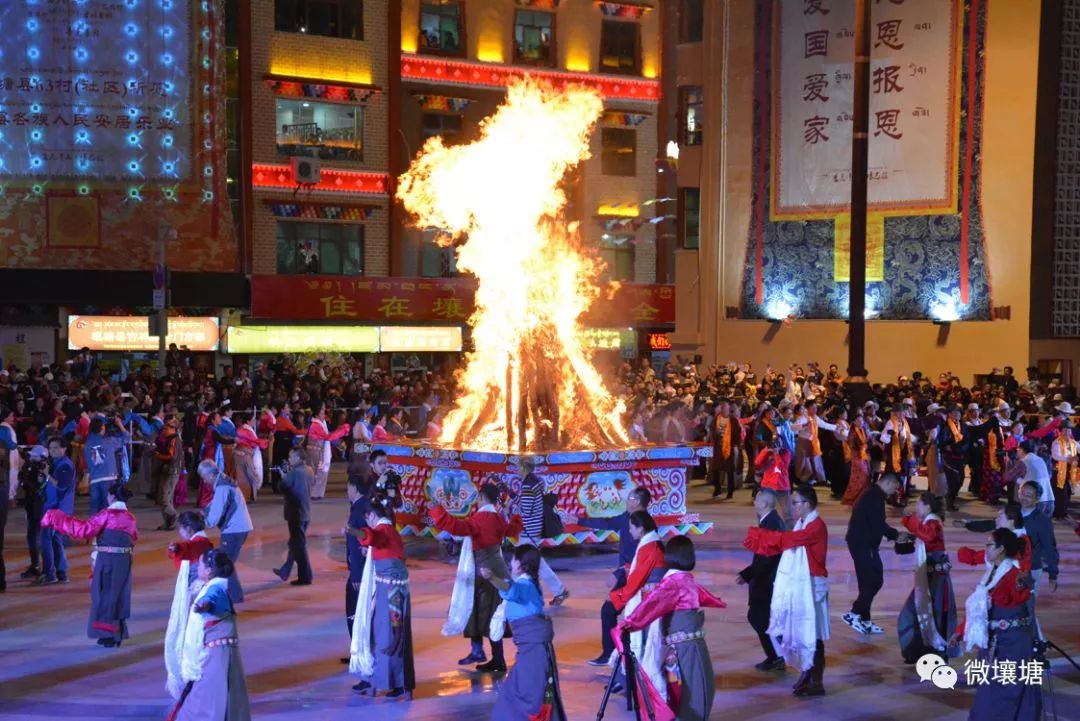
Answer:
[107, 482, 133, 502]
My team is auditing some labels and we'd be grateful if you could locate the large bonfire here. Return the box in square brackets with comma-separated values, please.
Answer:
[397, 80, 629, 452]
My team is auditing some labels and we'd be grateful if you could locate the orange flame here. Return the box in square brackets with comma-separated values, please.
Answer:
[397, 79, 628, 452]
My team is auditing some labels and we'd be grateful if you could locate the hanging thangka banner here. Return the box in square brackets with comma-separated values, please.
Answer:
[741, 0, 990, 321]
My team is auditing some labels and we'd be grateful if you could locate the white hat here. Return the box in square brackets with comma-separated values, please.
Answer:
[967, 402, 979, 411]
[28, 445, 48, 460]
[1056, 402, 1075, 415]
[926, 403, 942, 414]
[996, 400, 1011, 412]
[902, 397, 915, 406]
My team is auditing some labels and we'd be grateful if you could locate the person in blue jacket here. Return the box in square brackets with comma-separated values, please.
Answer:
[37, 437, 75, 584]
[84, 416, 130, 514]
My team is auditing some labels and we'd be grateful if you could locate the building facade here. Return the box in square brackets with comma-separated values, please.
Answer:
[247, 0, 393, 279]
[394, 0, 662, 284]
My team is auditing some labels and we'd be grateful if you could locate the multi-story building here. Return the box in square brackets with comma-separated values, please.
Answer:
[246, 0, 393, 280]
[394, 0, 663, 284]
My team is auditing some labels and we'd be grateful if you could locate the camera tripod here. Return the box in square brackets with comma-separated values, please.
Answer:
[1037, 636, 1080, 721]
[595, 632, 657, 721]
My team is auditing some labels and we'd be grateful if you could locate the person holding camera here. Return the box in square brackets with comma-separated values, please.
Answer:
[18, 445, 49, 582]
[35, 438, 75, 585]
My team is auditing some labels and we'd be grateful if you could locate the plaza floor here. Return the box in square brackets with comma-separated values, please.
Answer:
[1, 470, 1079, 721]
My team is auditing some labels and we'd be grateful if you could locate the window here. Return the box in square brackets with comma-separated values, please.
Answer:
[420, 231, 458, 277]
[600, 20, 640, 75]
[679, 0, 703, 43]
[276, 222, 364, 275]
[514, 10, 554, 66]
[276, 99, 363, 161]
[421, 112, 463, 144]
[680, 86, 703, 146]
[274, 0, 363, 39]
[419, 1, 464, 55]
[600, 234, 635, 281]
[680, 188, 700, 250]
[601, 127, 636, 176]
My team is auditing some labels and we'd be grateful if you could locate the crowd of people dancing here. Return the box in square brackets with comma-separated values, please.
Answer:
[1, 351, 1077, 720]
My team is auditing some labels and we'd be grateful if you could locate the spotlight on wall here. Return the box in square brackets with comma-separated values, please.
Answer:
[765, 299, 794, 322]
[930, 298, 960, 323]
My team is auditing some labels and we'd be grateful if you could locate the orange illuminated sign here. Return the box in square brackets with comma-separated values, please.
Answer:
[68, 316, 220, 352]
[647, 333, 671, 351]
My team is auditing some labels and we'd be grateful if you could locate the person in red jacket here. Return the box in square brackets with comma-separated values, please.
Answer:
[950, 528, 1039, 720]
[755, 438, 793, 525]
[346, 494, 414, 700]
[897, 493, 957, 664]
[168, 510, 214, 587]
[743, 483, 829, 697]
[164, 510, 215, 698]
[431, 482, 522, 673]
[608, 510, 666, 697]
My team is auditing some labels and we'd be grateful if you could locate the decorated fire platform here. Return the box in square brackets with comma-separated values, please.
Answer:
[356, 441, 714, 547]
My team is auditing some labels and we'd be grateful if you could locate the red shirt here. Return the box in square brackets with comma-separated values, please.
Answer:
[755, 447, 792, 491]
[236, 424, 267, 450]
[257, 411, 276, 436]
[360, 522, 406, 561]
[609, 540, 665, 612]
[275, 416, 301, 434]
[902, 515, 946, 553]
[168, 534, 214, 570]
[744, 515, 829, 577]
[956, 565, 1031, 636]
[430, 505, 522, 551]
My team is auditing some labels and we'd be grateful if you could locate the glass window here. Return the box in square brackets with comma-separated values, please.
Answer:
[514, 10, 554, 66]
[600, 20, 640, 75]
[276, 222, 364, 275]
[421, 112, 463, 144]
[679, 0, 703, 43]
[274, 0, 363, 39]
[681, 188, 700, 250]
[420, 230, 458, 277]
[599, 234, 635, 281]
[680, 86, 703, 146]
[601, 127, 636, 176]
[276, 99, 364, 161]
[419, 1, 463, 55]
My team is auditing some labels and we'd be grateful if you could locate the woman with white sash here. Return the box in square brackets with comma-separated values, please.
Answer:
[169, 548, 251, 721]
[949, 528, 1040, 721]
[304, 402, 350, 500]
[165, 512, 214, 699]
[743, 483, 830, 697]
[897, 493, 957, 664]
[346, 494, 415, 699]
[431, 481, 522, 673]
[607, 511, 666, 699]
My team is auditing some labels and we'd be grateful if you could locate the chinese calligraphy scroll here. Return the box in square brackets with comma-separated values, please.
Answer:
[742, 0, 990, 321]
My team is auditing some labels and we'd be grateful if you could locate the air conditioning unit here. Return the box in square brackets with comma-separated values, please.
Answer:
[291, 156, 321, 185]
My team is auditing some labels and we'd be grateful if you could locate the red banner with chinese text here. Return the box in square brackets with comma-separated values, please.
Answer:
[250, 275, 674, 327]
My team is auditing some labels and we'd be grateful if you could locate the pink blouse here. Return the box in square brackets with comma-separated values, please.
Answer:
[620, 571, 726, 633]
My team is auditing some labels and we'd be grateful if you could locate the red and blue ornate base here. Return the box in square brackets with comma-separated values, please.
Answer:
[356, 442, 714, 547]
